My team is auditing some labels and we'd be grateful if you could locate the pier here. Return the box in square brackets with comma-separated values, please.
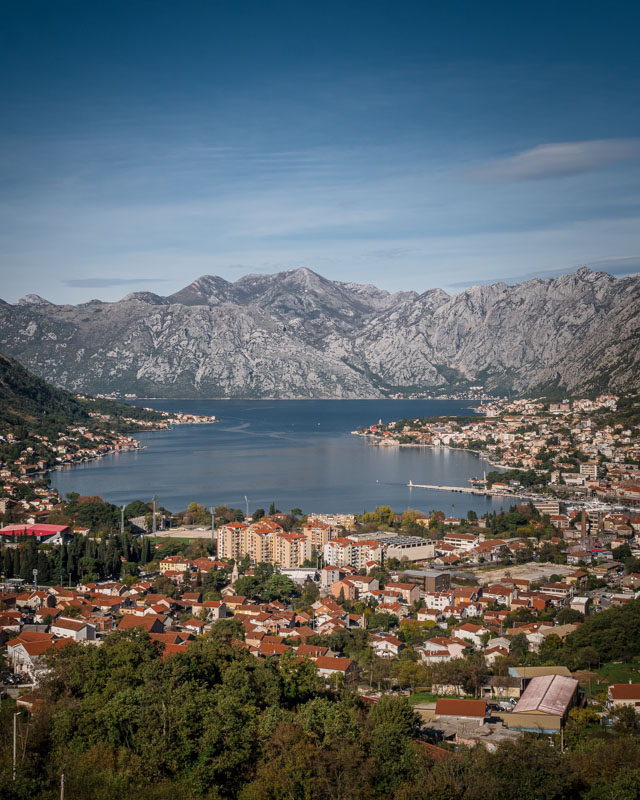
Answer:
[408, 480, 510, 497]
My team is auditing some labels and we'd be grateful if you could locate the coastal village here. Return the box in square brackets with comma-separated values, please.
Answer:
[356, 392, 640, 506]
[0, 403, 216, 520]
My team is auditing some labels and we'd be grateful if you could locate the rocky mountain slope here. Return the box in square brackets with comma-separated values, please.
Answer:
[1, 267, 638, 398]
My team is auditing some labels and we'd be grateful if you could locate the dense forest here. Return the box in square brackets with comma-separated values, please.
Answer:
[2, 625, 640, 800]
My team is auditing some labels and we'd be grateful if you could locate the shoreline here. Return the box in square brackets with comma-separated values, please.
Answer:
[353, 432, 510, 470]
[112, 395, 499, 403]
[42, 414, 217, 479]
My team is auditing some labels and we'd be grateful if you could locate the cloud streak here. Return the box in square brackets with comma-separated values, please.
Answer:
[467, 138, 640, 182]
[446, 255, 640, 289]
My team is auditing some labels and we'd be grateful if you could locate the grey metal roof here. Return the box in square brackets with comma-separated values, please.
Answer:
[513, 675, 578, 716]
[400, 569, 446, 577]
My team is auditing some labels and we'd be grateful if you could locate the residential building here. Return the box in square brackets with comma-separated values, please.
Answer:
[399, 569, 451, 593]
[50, 617, 96, 641]
[275, 532, 312, 568]
[608, 684, 640, 710]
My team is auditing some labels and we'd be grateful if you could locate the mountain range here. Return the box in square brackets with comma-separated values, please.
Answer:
[1, 267, 638, 398]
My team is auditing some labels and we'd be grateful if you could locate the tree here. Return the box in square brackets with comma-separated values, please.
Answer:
[576, 645, 600, 670]
[510, 632, 529, 659]
[202, 569, 229, 593]
[557, 607, 585, 625]
[565, 706, 602, 747]
[262, 573, 296, 603]
[611, 705, 640, 735]
[464, 736, 576, 800]
[140, 536, 151, 565]
[300, 580, 319, 605]
[278, 649, 322, 705]
[461, 652, 489, 698]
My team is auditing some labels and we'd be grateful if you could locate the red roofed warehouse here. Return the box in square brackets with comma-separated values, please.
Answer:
[0, 523, 70, 544]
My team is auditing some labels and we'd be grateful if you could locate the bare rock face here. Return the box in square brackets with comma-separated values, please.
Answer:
[15, 294, 53, 306]
[0, 267, 637, 397]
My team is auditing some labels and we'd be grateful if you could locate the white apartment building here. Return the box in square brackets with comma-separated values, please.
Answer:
[323, 538, 385, 569]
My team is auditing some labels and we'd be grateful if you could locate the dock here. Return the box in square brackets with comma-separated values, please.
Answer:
[408, 480, 511, 497]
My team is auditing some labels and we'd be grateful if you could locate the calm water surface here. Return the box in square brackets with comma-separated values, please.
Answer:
[51, 399, 514, 516]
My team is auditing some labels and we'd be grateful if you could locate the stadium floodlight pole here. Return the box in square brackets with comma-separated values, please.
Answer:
[121, 505, 125, 535]
[244, 495, 249, 519]
[210, 506, 215, 549]
[152, 495, 157, 535]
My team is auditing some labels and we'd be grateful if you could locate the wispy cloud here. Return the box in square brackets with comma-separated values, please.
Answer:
[467, 138, 640, 183]
[63, 278, 171, 288]
[447, 254, 640, 288]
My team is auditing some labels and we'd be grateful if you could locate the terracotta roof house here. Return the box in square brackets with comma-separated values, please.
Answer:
[117, 614, 166, 634]
[316, 656, 356, 680]
[608, 684, 640, 709]
[50, 616, 96, 641]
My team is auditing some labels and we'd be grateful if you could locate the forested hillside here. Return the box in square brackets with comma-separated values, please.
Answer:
[0, 352, 162, 435]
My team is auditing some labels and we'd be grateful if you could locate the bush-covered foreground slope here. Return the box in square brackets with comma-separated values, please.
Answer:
[2, 624, 640, 800]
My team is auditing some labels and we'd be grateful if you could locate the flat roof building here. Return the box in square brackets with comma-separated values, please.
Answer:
[399, 569, 451, 593]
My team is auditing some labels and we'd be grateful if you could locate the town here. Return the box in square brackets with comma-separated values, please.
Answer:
[356, 392, 640, 508]
[2, 492, 640, 749]
[2, 385, 640, 796]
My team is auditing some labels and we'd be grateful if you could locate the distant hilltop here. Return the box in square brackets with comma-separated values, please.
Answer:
[2, 266, 639, 399]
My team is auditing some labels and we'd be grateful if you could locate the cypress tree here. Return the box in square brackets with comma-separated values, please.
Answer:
[37, 550, 50, 583]
[3, 547, 13, 578]
[141, 537, 151, 565]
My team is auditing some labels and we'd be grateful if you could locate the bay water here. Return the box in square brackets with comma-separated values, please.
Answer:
[50, 399, 514, 517]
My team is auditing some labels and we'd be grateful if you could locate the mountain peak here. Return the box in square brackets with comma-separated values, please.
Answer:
[16, 294, 53, 306]
[3, 266, 637, 399]
[122, 291, 169, 305]
[167, 275, 233, 306]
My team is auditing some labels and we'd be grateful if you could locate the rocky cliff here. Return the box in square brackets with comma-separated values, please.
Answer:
[1, 267, 638, 398]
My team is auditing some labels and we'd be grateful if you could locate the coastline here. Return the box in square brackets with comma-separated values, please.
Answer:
[352, 432, 511, 470]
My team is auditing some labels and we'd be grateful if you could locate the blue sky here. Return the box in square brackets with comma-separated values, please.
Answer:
[1, 1, 640, 303]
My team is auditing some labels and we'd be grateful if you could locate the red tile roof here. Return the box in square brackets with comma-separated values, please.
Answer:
[435, 698, 486, 718]
[609, 683, 640, 700]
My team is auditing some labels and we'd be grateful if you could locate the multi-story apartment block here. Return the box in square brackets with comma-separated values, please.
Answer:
[323, 538, 385, 569]
[579, 462, 600, 479]
[216, 521, 249, 560]
[218, 519, 288, 566]
[275, 532, 312, 568]
[302, 520, 340, 550]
